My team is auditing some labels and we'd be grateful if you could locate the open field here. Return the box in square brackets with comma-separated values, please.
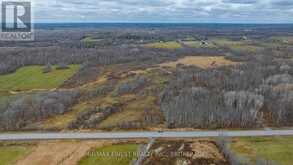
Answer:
[230, 137, 293, 165]
[78, 143, 139, 165]
[0, 65, 79, 91]
[182, 41, 217, 48]
[14, 141, 112, 165]
[0, 142, 34, 165]
[81, 37, 101, 42]
[98, 95, 158, 129]
[159, 56, 239, 69]
[229, 45, 264, 53]
[211, 38, 247, 46]
[33, 65, 167, 131]
[269, 36, 293, 44]
[144, 41, 182, 49]
[0, 140, 145, 165]
[81, 37, 102, 47]
[211, 38, 264, 53]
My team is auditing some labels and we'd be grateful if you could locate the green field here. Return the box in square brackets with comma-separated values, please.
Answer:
[81, 37, 100, 47]
[0, 145, 33, 165]
[183, 41, 217, 48]
[82, 37, 95, 42]
[211, 38, 244, 46]
[230, 136, 293, 165]
[79, 144, 138, 165]
[211, 38, 264, 53]
[145, 41, 182, 49]
[0, 65, 79, 91]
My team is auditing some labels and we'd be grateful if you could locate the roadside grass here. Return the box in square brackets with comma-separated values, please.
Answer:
[0, 143, 34, 165]
[229, 136, 293, 165]
[78, 144, 138, 165]
[144, 41, 182, 49]
[159, 56, 238, 69]
[0, 65, 79, 91]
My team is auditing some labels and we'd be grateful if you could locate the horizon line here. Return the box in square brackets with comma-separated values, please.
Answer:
[33, 22, 293, 24]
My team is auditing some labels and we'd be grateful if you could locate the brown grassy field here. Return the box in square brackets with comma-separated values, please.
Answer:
[144, 41, 182, 49]
[15, 141, 112, 165]
[159, 56, 238, 69]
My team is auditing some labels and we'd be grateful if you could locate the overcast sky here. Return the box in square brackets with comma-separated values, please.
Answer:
[31, 0, 293, 23]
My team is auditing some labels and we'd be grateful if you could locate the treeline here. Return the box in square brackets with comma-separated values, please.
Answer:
[0, 45, 184, 75]
[0, 90, 79, 130]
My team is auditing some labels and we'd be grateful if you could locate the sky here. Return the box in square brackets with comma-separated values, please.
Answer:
[30, 0, 293, 23]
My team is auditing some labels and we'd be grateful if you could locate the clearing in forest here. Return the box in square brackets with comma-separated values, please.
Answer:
[144, 41, 182, 49]
[159, 56, 238, 69]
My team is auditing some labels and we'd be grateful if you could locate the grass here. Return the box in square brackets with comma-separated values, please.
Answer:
[37, 102, 89, 130]
[98, 68, 165, 129]
[230, 136, 293, 165]
[0, 145, 33, 165]
[0, 65, 79, 91]
[159, 56, 238, 69]
[82, 37, 96, 42]
[211, 38, 264, 53]
[38, 91, 119, 130]
[211, 38, 244, 46]
[78, 144, 138, 165]
[98, 96, 157, 129]
[145, 41, 182, 49]
[38, 66, 165, 130]
[229, 45, 264, 53]
[183, 41, 217, 48]
[81, 37, 100, 47]
[269, 36, 293, 44]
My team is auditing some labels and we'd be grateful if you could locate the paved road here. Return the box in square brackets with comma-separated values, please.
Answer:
[0, 130, 293, 141]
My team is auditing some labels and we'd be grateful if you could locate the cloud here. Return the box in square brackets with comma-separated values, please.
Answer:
[271, 0, 293, 6]
[32, 0, 293, 23]
[222, 0, 258, 4]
